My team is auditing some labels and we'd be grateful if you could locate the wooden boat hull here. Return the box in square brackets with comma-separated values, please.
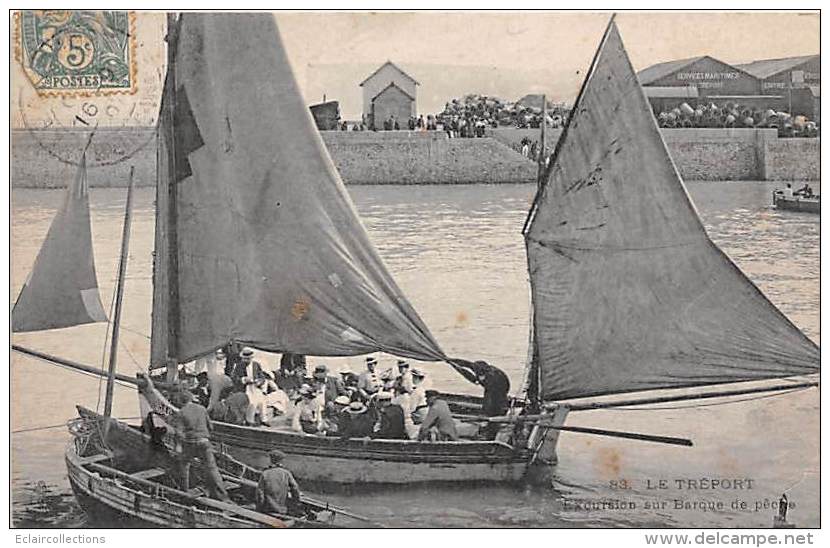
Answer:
[773, 192, 820, 214]
[138, 382, 568, 485]
[65, 434, 273, 528]
[70, 408, 344, 528]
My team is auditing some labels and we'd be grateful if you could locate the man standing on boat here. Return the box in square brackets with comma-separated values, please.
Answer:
[175, 393, 229, 501]
[357, 356, 381, 400]
[450, 359, 511, 417]
[255, 450, 302, 516]
[395, 360, 414, 393]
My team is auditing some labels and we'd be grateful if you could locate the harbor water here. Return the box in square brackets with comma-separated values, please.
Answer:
[11, 181, 819, 528]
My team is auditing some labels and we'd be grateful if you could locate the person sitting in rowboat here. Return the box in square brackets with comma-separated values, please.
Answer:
[357, 356, 382, 400]
[391, 384, 417, 438]
[372, 391, 408, 440]
[796, 184, 814, 198]
[292, 385, 323, 434]
[417, 390, 459, 442]
[782, 183, 794, 199]
[255, 450, 301, 516]
[174, 391, 229, 501]
[339, 401, 375, 439]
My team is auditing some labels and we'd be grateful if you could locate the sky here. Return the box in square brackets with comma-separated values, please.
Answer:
[11, 11, 820, 126]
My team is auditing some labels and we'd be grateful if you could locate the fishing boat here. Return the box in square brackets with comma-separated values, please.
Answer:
[13, 13, 819, 490]
[772, 190, 820, 214]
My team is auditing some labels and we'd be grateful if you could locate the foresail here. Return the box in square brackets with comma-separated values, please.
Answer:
[524, 21, 819, 401]
[12, 154, 107, 332]
[152, 14, 445, 366]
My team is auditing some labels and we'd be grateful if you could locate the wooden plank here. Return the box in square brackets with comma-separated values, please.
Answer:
[78, 453, 113, 465]
[131, 468, 167, 480]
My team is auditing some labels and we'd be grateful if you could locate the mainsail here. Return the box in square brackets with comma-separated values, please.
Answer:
[524, 20, 820, 401]
[151, 14, 445, 366]
[12, 153, 108, 332]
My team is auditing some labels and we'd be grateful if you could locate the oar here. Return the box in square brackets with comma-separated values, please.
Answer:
[541, 424, 692, 447]
[464, 415, 692, 447]
[300, 495, 383, 526]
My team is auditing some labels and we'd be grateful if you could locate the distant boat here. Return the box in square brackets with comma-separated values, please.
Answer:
[773, 190, 820, 214]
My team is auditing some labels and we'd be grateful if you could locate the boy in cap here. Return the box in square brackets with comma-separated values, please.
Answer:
[255, 450, 301, 516]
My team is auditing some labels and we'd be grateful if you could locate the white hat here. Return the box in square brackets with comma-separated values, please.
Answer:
[334, 395, 350, 406]
[376, 391, 393, 401]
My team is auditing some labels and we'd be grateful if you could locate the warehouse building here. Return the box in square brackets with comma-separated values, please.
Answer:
[638, 55, 760, 96]
[360, 61, 418, 130]
[736, 55, 820, 122]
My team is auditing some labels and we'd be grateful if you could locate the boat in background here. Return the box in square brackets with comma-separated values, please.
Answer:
[773, 190, 820, 214]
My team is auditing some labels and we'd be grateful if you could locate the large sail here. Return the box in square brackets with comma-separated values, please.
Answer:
[151, 14, 445, 366]
[524, 20, 819, 401]
[12, 154, 107, 332]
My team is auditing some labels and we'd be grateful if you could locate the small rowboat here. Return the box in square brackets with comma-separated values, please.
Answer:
[67, 406, 354, 528]
[773, 191, 820, 214]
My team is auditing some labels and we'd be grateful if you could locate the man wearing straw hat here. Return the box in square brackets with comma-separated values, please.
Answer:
[340, 401, 375, 439]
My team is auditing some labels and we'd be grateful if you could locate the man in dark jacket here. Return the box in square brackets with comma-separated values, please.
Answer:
[450, 359, 511, 416]
[372, 392, 407, 440]
[339, 401, 375, 438]
[256, 450, 301, 516]
[175, 393, 229, 500]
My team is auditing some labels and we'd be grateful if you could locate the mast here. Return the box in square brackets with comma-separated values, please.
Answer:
[103, 168, 135, 419]
[164, 12, 181, 382]
[536, 94, 546, 189]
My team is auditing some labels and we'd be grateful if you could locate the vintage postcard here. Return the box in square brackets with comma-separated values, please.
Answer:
[8, 9, 820, 534]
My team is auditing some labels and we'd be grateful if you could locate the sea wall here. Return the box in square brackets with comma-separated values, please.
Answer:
[762, 138, 820, 181]
[12, 127, 157, 189]
[489, 127, 819, 182]
[321, 131, 536, 185]
[10, 126, 819, 187]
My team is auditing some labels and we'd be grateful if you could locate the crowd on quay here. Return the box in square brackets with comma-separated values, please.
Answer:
[332, 93, 570, 136]
[167, 345, 482, 443]
[656, 101, 819, 137]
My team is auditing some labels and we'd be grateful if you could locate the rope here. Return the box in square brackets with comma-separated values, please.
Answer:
[598, 386, 810, 411]
[12, 417, 142, 434]
[118, 324, 152, 340]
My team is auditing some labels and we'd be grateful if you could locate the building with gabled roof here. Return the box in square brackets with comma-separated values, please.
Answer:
[637, 55, 759, 96]
[360, 61, 418, 129]
[736, 55, 819, 120]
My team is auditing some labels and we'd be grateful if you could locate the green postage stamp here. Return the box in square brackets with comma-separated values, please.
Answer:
[16, 10, 136, 95]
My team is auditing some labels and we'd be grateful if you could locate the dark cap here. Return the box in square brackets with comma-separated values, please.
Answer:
[425, 389, 440, 399]
[269, 450, 287, 463]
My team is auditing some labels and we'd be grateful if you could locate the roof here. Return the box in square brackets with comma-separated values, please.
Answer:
[809, 85, 820, 98]
[371, 82, 415, 102]
[642, 86, 699, 99]
[736, 55, 819, 79]
[359, 61, 419, 87]
[637, 56, 707, 85]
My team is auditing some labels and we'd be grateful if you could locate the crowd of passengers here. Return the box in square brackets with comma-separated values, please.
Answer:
[168, 345, 468, 442]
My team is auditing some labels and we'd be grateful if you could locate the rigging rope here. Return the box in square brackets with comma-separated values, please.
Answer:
[595, 386, 811, 411]
[12, 417, 141, 435]
[96, 281, 120, 413]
